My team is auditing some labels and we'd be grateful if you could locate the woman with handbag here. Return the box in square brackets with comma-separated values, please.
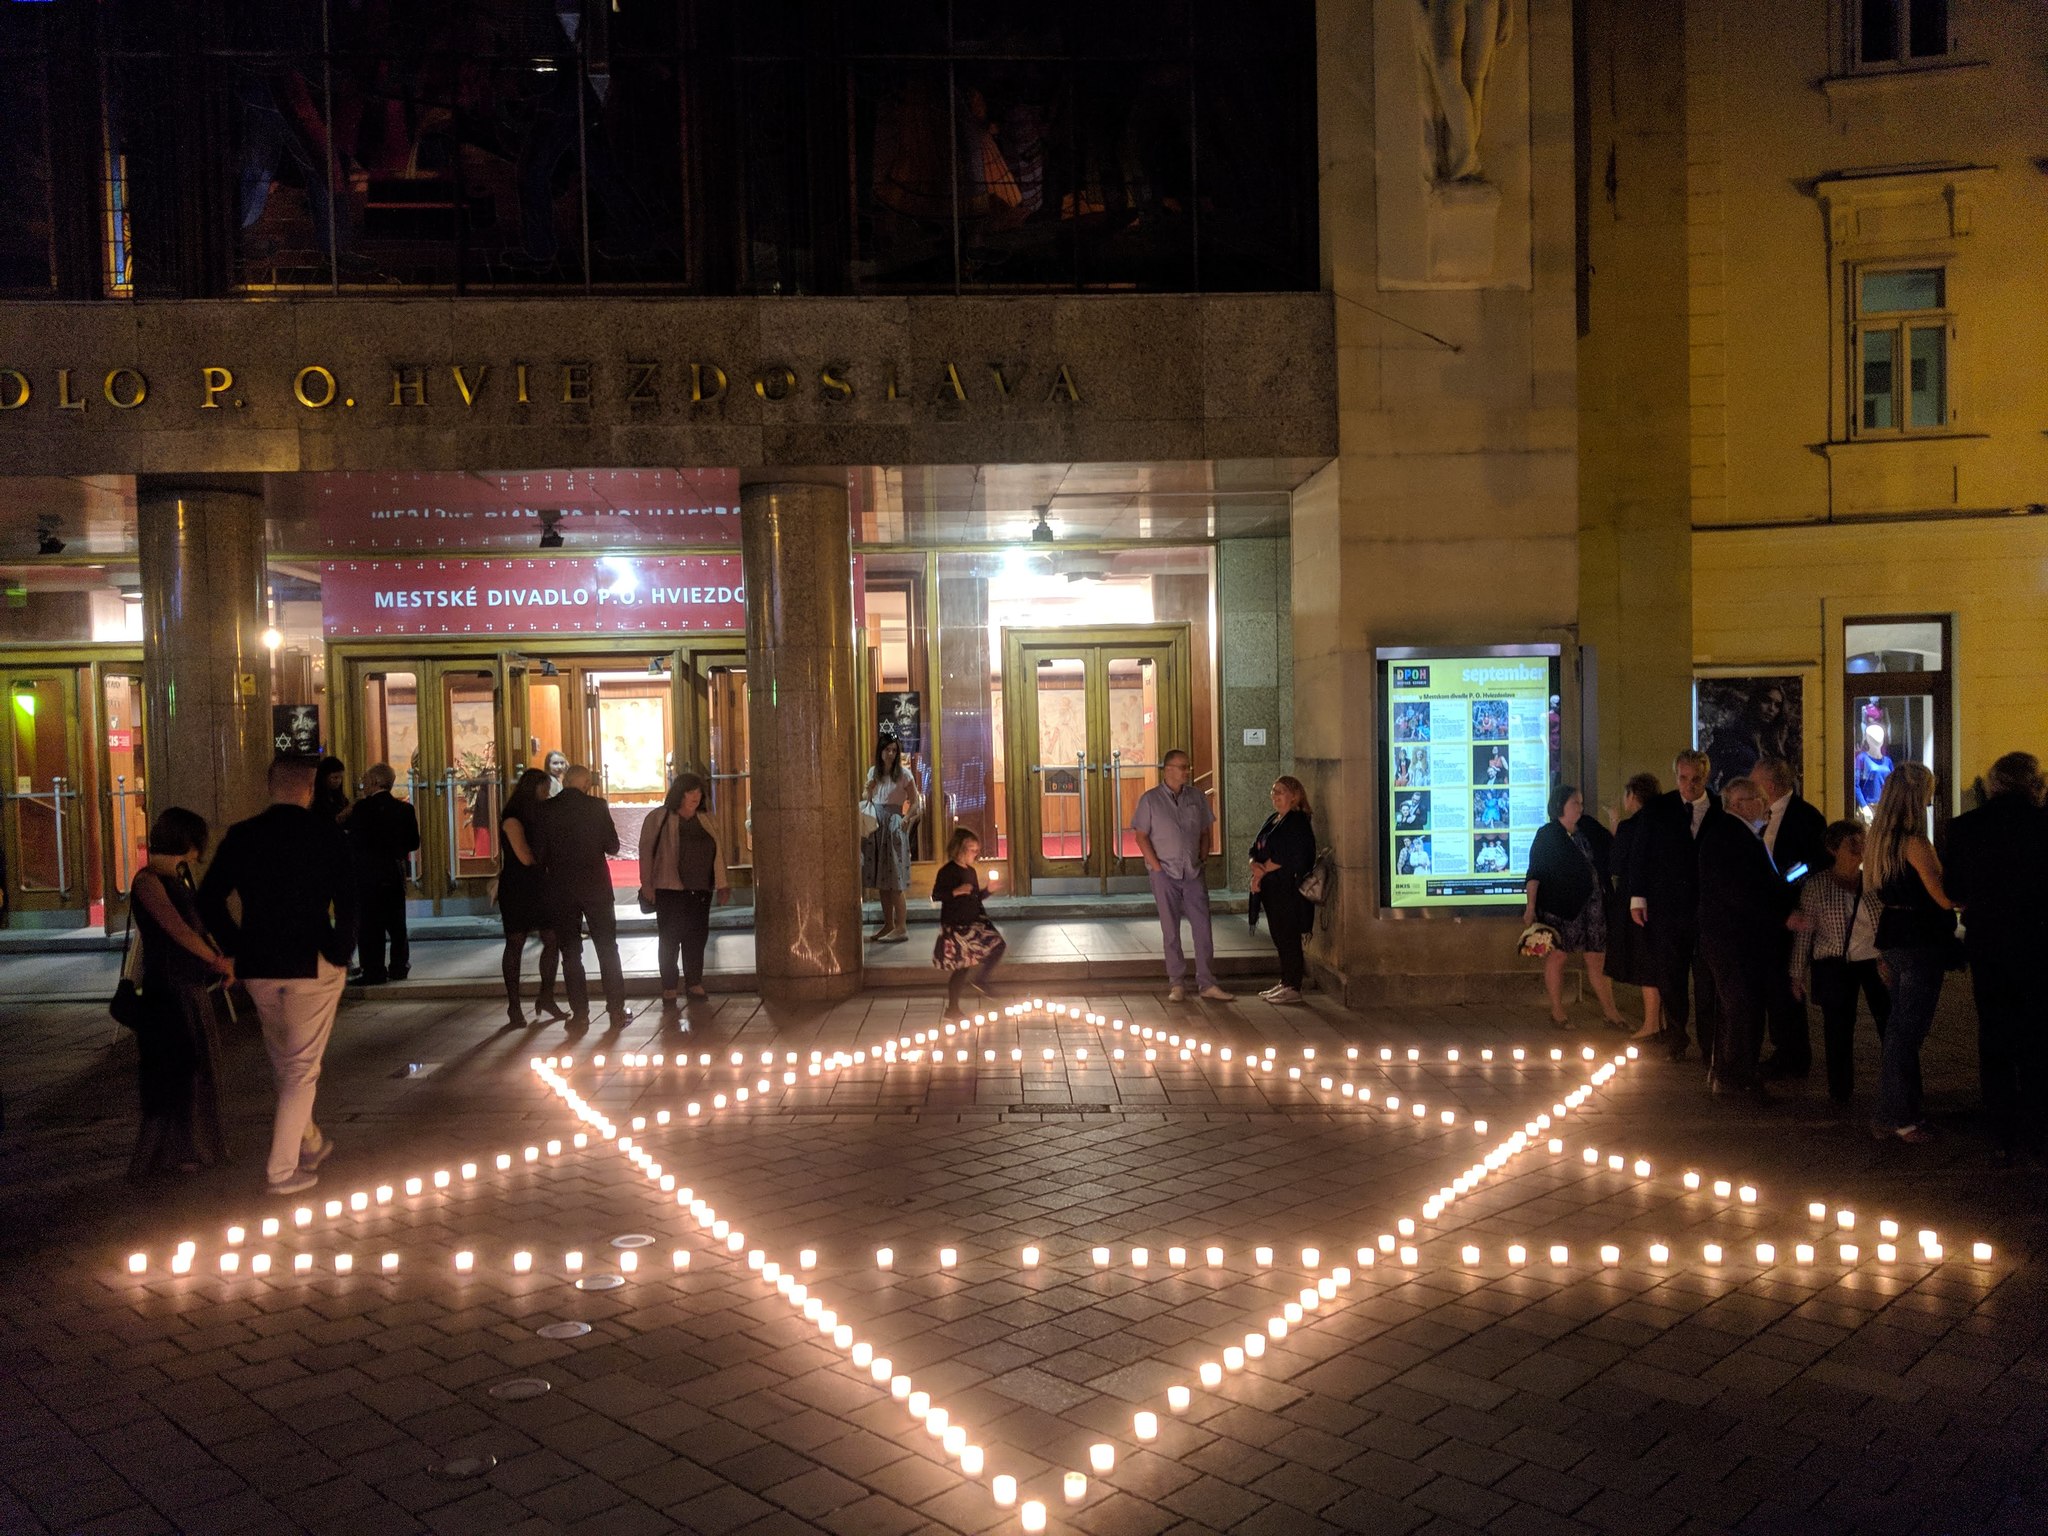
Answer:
[862, 735, 922, 943]
[1865, 763, 1956, 1143]
[1524, 785, 1628, 1030]
[639, 772, 728, 1012]
[932, 827, 1005, 1014]
[1249, 776, 1317, 1004]
[497, 768, 565, 1027]
[1788, 820, 1891, 1108]
[127, 807, 234, 1179]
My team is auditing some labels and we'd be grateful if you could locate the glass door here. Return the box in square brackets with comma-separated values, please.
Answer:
[348, 657, 504, 911]
[696, 652, 753, 890]
[0, 668, 86, 924]
[1004, 629, 1191, 894]
[98, 668, 149, 930]
[1843, 616, 1952, 822]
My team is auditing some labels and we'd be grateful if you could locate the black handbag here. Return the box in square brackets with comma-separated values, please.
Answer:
[109, 890, 146, 1030]
[638, 813, 669, 914]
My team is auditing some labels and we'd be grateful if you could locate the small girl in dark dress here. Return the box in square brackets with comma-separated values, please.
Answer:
[932, 828, 1005, 1015]
[128, 807, 234, 1178]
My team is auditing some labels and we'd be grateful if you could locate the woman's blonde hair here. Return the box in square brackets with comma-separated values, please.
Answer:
[1273, 775, 1311, 815]
[1864, 761, 1935, 891]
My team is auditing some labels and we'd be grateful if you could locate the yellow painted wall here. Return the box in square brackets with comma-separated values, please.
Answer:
[1694, 517, 2048, 819]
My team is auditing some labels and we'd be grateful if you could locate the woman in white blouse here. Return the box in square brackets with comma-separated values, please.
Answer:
[861, 735, 922, 943]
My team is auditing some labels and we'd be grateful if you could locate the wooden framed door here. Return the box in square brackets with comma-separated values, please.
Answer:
[0, 667, 87, 925]
[1002, 627, 1191, 894]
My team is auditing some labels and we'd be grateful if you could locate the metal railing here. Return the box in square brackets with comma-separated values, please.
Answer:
[107, 773, 142, 896]
[5, 775, 76, 896]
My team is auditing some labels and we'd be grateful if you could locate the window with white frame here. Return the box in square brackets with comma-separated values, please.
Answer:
[1855, 267, 1951, 434]
[1856, 0, 1951, 67]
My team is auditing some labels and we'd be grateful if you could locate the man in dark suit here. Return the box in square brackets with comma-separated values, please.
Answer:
[1945, 752, 2048, 1164]
[1695, 776, 1784, 1098]
[345, 762, 420, 984]
[536, 763, 625, 1027]
[1754, 756, 1828, 1079]
[1626, 748, 1720, 1061]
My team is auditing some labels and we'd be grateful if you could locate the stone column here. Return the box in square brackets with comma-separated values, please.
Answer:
[137, 475, 271, 846]
[742, 478, 863, 1001]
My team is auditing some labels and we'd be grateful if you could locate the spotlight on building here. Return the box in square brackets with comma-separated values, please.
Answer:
[260, 626, 283, 652]
[1030, 504, 1055, 544]
[538, 510, 565, 549]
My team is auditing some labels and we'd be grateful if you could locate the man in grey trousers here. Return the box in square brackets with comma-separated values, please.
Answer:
[1132, 749, 1231, 1002]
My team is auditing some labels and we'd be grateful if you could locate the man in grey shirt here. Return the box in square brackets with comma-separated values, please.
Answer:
[1132, 750, 1231, 1002]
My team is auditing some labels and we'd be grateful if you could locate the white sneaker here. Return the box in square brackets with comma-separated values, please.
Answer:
[1198, 985, 1233, 1002]
[1258, 983, 1286, 999]
[1266, 986, 1304, 1005]
[267, 1171, 319, 1196]
[1166, 986, 1187, 1003]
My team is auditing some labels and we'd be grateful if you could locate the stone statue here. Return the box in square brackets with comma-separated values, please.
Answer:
[1415, 0, 1514, 182]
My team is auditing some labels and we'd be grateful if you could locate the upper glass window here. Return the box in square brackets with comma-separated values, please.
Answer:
[1855, 266, 1950, 434]
[1856, 0, 1950, 67]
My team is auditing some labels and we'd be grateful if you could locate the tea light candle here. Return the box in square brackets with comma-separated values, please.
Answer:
[1089, 1444, 1114, 1473]
[876, 1248, 893, 1269]
[962, 1446, 985, 1477]
[1134, 1411, 1159, 1441]
[939, 1248, 957, 1268]
[455, 1251, 474, 1272]
[1649, 1243, 1669, 1264]
[1063, 1471, 1087, 1502]
[1021, 1247, 1040, 1267]
[1023, 1498, 1049, 1530]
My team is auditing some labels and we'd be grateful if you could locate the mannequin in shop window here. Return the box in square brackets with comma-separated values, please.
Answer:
[862, 735, 923, 944]
[1853, 711, 1895, 823]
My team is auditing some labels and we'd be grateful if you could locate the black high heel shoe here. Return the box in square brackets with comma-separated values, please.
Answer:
[535, 995, 570, 1021]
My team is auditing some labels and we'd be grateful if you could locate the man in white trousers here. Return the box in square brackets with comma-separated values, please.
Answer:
[200, 756, 358, 1195]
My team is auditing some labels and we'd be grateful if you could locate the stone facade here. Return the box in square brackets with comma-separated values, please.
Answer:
[1217, 539, 1295, 885]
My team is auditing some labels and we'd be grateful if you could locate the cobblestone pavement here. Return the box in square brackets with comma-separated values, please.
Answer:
[2, 982, 2044, 1536]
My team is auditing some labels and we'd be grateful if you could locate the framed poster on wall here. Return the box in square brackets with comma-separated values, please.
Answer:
[1376, 646, 1562, 910]
[1693, 674, 1803, 794]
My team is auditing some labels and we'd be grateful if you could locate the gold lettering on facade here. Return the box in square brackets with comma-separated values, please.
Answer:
[389, 367, 428, 407]
[689, 363, 727, 404]
[451, 365, 489, 408]
[886, 362, 901, 402]
[820, 364, 853, 403]
[515, 362, 531, 404]
[55, 369, 86, 411]
[753, 366, 796, 402]
[561, 363, 591, 405]
[936, 362, 966, 403]
[200, 366, 234, 409]
[625, 361, 660, 405]
[294, 365, 338, 409]
[103, 368, 148, 409]
[1045, 363, 1081, 403]
[988, 363, 1012, 398]
[0, 370, 28, 410]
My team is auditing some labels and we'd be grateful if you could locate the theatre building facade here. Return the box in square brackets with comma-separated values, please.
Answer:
[6, 1, 2034, 999]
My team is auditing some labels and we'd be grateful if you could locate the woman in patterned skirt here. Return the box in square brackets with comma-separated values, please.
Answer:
[932, 827, 1005, 1015]
[1524, 784, 1627, 1030]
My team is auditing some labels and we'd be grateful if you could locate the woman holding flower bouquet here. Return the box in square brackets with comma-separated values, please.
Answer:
[1525, 784, 1627, 1030]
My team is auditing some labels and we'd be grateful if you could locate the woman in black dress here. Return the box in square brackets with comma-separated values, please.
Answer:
[128, 807, 234, 1178]
[932, 827, 1005, 1015]
[1524, 784, 1627, 1029]
[498, 768, 565, 1027]
[1249, 775, 1317, 1004]
[312, 755, 351, 824]
[1606, 772, 1663, 1041]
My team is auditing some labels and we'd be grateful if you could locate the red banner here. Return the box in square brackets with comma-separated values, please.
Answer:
[279, 469, 744, 551]
[321, 556, 745, 637]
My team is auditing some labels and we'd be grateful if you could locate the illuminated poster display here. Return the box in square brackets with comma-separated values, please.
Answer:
[1379, 647, 1561, 909]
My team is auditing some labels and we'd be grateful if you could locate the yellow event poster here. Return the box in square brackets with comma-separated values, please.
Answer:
[1382, 651, 1558, 909]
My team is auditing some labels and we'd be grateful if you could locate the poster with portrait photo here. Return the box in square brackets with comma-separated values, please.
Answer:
[1472, 832, 1511, 874]
[1473, 788, 1512, 830]
[1695, 675, 1803, 793]
[1472, 744, 1510, 786]
[1393, 701, 1431, 742]
[1395, 834, 1434, 875]
[1393, 745, 1431, 787]
[1393, 789, 1431, 831]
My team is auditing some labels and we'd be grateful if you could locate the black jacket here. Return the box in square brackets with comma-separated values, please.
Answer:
[1625, 788, 1719, 926]
[1696, 813, 1784, 953]
[345, 791, 420, 888]
[1248, 809, 1316, 928]
[1764, 794, 1828, 885]
[535, 787, 619, 904]
[1527, 819, 1607, 921]
[1946, 793, 2048, 945]
[197, 803, 357, 978]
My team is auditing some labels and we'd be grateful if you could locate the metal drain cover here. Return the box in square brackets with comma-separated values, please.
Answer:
[610, 1234, 655, 1249]
[535, 1321, 591, 1340]
[574, 1274, 625, 1291]
[428, 1453, 497, 1480]
[488, 1378, 553, 1402]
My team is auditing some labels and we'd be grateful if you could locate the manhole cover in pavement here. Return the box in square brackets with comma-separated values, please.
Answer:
[535, 1321, 592, 1339]
[574, 1274, 625, 1291]
[428, 1454, 497, 1481]
[488, 1378, 553, 1401]
[610, 1234, 655, 1248]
